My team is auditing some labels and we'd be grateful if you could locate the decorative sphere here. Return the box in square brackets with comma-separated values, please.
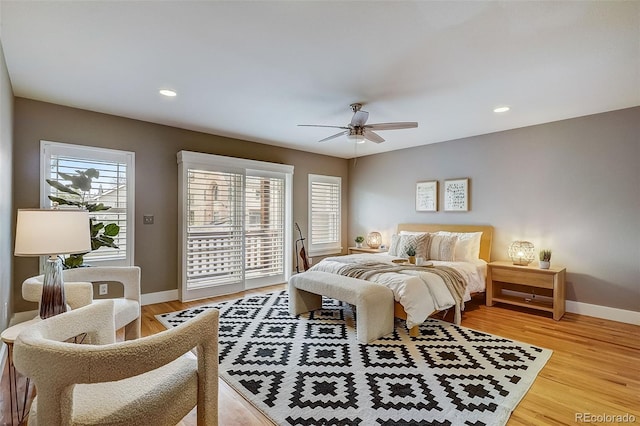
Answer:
[508, 241, 535, 265]
[366, 232, 382, 249]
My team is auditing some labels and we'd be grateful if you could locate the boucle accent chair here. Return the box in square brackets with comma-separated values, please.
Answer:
[22, 266, 142, 340]
[13, 300, 219, 426]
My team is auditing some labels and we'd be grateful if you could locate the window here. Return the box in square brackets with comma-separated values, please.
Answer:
[244, 173, 286, 281]
[178, 151, 293, 301]
[308, 174, 342, 256]
[185, 169, 244, 291]
[41, 141, 135, 266]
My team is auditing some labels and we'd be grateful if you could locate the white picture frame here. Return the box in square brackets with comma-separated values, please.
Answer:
[444, 178, 469, 211]
[416, 180, 438, 212]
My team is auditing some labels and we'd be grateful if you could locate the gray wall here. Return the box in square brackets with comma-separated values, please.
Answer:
[13, 98, 349, 312]
[0, 38, 14, 331]
[349, 107, 640, 312]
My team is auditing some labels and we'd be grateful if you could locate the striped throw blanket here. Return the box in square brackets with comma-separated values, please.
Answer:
[333, 261, 468, 324]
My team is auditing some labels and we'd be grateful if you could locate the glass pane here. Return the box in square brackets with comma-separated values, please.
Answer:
[48, 155, 127, 262]
[186, 169, 244, 288]
[245, 175, 284, 279]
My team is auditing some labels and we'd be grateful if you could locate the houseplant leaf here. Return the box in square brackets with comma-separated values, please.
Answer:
[47, 196, 83, 208]
[46, 179, 82, 197]
[85, 202, 111, 212]
[103, 223, 120, 237]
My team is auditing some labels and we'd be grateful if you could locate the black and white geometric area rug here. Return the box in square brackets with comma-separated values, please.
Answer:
[157, 290, 552, 426]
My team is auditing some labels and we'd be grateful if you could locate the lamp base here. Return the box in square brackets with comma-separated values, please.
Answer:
[40, 256, 67, 319]
[512, 260, 531, 266]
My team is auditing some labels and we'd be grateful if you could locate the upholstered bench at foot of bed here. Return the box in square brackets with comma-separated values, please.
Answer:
[288, 271, 394, 344]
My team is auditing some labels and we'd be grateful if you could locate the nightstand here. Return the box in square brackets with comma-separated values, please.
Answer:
[348, 247, 387, 255]
[487, 260, 567, 320]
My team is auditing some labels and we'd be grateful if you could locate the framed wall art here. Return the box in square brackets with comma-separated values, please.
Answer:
[444, 178, 469, 211]
[416, 180, 438, 212]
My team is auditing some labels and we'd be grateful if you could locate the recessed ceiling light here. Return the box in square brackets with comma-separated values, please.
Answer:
[493, 106, 510, 113]
[159, 89, 177, 97]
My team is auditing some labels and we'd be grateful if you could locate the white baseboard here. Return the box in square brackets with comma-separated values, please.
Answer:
[566, 300, 640, 326]
[500, 289, 639, 325]
[141, 289, 179, 306]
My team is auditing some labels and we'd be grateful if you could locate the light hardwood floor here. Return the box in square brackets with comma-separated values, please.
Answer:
[145, 285, 640, 426]
[3, 285, 639, 425]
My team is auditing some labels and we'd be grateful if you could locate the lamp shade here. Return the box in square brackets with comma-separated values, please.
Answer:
[15, 209, 91, 256]
[508, 240, 535, 266]
[366, 231, 382, 249]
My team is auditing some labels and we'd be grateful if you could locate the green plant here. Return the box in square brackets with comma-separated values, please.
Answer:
[539, 249, 552, 262]
[354, 236, 364, 244]
[47, 168, 120, 268]
[405, 246, 416, 257]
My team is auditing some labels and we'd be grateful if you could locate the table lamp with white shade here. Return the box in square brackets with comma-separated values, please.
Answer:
[14, 209, 91, 319]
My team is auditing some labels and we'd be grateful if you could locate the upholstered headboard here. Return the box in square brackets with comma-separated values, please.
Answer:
[396, 224, 494, 263]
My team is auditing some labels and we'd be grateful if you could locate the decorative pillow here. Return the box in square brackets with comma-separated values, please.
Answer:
[425, 234, 458, 261]
[436, 231, 482, 261]
[388, 233, 428, 258]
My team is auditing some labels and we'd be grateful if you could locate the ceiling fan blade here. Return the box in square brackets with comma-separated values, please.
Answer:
[318, 130, 348, 143]
[365, 122, 418, 130]
[363, 129, 385, 144]
[298, 124, 350, 129]
[350, 110, 369, 127]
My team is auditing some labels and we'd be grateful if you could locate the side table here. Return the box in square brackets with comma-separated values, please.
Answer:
[348, 247, 388, 255]
[2, 318, 40, 425]
[487, 261, 566, 320]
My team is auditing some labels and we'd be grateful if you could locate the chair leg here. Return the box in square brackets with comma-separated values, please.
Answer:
[124, 318, 141, 340]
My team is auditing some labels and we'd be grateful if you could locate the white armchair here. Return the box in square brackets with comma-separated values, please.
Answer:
[22, 266, 141, 340]
[13, 300, 219, 426]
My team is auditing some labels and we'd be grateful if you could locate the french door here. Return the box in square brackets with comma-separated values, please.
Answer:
[178, 151, 293, 301]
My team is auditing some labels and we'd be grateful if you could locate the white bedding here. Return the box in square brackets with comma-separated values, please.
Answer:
[308, 253, 487, 328]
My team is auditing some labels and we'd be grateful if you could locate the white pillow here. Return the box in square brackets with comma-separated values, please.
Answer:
[399, 231, 429, 236]
[436, 231, 482, 261]
[388, 233, 428, 258]
[426, 233, 458, 261]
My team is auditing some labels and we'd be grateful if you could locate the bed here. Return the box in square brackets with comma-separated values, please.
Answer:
[308, 223, 493, 335]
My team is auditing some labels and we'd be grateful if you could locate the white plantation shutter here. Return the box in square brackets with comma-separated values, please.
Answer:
[245, 174, 285, 282]
[308, 174, 342, 255]
[178, 151, 293, 301]
[41, 141, 134, 266]
[186, 170, 244, 290]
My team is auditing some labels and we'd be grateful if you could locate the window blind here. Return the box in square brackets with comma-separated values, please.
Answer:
[46, 154, 128, 263]
[308, 174, 341, 255]
[186, 169, 244, 289]
[245, 175, 285, 280]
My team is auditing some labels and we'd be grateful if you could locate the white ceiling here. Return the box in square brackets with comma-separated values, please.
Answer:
[1, 1, 638, 159]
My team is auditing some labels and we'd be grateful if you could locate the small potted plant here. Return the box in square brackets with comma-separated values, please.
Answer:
[354, 236, 364, 248]
[539, 249, 552, 269]
[406, 246, 417, 264]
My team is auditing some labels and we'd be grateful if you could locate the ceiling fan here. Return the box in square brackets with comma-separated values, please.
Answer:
[298, 103, 418, 144]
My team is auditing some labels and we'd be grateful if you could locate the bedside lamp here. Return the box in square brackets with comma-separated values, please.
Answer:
[366, 231, 382, 249]
[508, 240, 535, 266]
[15, 209, 91, 319]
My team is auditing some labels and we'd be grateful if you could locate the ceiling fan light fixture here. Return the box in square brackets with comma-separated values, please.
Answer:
[298, 103, 417, 144]
[347, 132, 366, 144]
